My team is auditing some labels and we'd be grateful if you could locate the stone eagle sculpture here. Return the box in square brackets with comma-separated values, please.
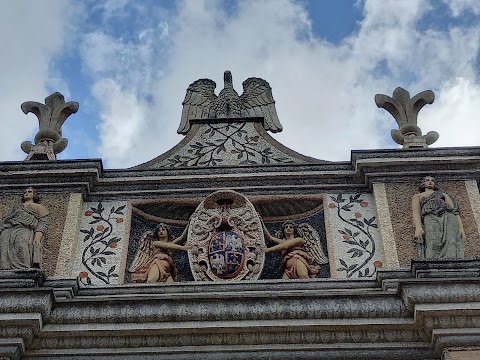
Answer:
[177, 70, 283, 134]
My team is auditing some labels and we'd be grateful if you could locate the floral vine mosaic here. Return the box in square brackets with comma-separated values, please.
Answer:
[158, 122, 300, 167]
[326, 194, 384, 278]
[76, 202, 127, 285]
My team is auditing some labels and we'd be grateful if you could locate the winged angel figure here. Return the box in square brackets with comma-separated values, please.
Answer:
[128, 223, 190, 283]
[177, 70, 283, 134]
[262, 221, 328, 279]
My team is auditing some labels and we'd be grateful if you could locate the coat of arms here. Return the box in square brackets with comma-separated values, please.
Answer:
[187, 190, 265, 281]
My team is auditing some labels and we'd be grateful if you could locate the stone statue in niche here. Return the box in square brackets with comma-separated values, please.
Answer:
[0, 187, 49, 269]
[412, 176, 466, 259]
[262, 221, 328, 279]
[128, 223, 191, 283]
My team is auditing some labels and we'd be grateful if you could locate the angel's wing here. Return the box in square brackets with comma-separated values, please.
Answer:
[178, 79, 217, 134]
[298, 223, 328, 265]
[240, 77, 283, 133]
[128, 231, 155, 273]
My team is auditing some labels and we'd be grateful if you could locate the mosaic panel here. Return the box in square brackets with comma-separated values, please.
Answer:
[73, 201, 129, 285]
[124, 204, 329, 282]
[325, 193, 384, 279]
[153, 122, 304, 167]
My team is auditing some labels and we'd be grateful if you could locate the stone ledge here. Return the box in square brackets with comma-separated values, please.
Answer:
[0, 269, 44, 288]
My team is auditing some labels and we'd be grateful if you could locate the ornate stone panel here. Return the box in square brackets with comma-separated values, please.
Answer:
[73, 201, 129, 285]
[260, 207, 330, 279]
[324, 193, 384, 279]
[187, 190, 265, 281]
[149, 122, 304, 168]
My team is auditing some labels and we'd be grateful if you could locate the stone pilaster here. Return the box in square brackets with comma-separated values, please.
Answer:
[465, 180, 480, 242]
[372, 183, 399, 268]
[55, 193, 83, 276]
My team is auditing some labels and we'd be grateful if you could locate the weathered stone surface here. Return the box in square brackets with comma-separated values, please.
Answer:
[385, 181, 480, 267]
[0, 269, 45, 288]
[2, 120, 480, 360]
[0, 191, 73, 276]
[0, 261, 478, 359]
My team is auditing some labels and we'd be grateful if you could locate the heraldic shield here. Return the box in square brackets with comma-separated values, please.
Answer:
[209, 231, 245, 278]
[187, 190, 265, 281]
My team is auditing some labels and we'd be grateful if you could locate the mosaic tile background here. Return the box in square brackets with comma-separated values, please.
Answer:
[325, 193, 385, 279]
[73, 201, 129, 285]
[152, 122, 304, 167]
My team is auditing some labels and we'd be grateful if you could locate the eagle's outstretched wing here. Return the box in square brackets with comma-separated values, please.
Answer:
[178, 79, 217, 134]
[128, 231, 155, 273]
[298, 223, 328, 265]
[240, 77, 282, 133]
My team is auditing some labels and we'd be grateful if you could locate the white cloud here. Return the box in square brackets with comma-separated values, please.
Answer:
[445, 0, 480, 16]
[422, 77, 480, 147]
[5, 0, 479, 167]
[0, 0, 79, 161]
[92, 79, 147, 164]
[85, 0, 390, 167]
[80, 0, 480, 167]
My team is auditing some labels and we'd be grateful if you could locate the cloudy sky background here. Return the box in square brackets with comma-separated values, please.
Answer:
[1, 0, 480, 168]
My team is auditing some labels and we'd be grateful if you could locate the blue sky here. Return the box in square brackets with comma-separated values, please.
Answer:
[1, 0, 480, 168]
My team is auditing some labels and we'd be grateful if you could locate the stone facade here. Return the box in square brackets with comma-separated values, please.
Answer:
[1, 80, 480, 358]
[1, 143, 480, 359]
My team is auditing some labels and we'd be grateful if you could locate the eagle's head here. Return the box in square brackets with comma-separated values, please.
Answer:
[224, 70, 233, 85]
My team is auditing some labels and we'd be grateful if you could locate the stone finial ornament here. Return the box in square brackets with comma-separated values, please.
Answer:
[375, 87, 438, 148]
[21, 92, 79, 160]
[178, 70, 283, 134]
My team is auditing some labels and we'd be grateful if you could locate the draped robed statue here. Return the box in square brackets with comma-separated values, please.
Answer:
[412, 176, 466, 259]
[0, 187, 50, 269]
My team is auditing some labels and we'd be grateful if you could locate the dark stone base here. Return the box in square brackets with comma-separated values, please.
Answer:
[0, 269, 45, 288]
